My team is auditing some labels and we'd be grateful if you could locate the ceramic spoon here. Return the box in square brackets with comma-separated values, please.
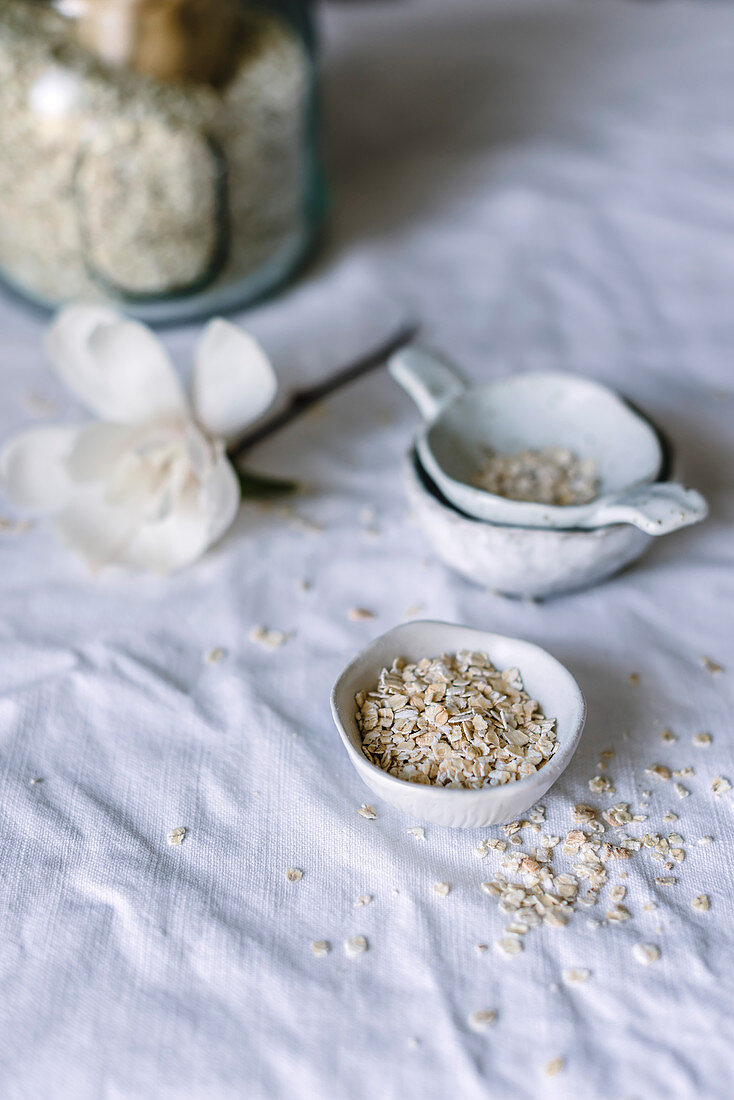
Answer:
[389, 346, 708, 535]
[524, 480, 707, 535]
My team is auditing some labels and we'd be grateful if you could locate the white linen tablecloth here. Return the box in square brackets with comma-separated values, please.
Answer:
[1, 2, 733, 1097]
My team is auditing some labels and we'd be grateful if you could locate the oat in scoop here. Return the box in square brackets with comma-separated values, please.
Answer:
[355, 651, 557, 789]
[474, 446, 599, 507]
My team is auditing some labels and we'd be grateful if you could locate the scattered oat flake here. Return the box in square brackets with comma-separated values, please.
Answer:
[700, 655, 723, 676]
[475, 838, 507, 858]
[588, 775, 615, 794]
[606, 905, 631, 923]
[662, 811, 678, 823]
[354, 895, 373, 908]
[571, 804, 597, 824]
[646, 764, 671, 781]
[468, 1009, 497, 1032]
[349, 607, 375, 622]
[711, 776, 731, 797]
[562, 967, 590, 984]
[344, 935, 368, 958]
[693, 733, 712, 748]
[433, 882, 451, 897]
[167, 827, 186, 846]
[691, 894, 710, 912]
[358, 804, 377, 820]
[545, 1058, 564, 1078]
[312, 940, 331, 957]
[661, 729, 677, 743]
[655, 876, 676, 886]
[628, 673, 639, 685]
[497, 936, 523, 956]
[674, 783, 690, 799]
[632, 942, 660, 965]
[698, 836, 714, 846]
[29, 777, 43, 786]
[603, 804, 633, 828]
[403, 603, 423, 618]
[204, 646, 227, 665]
[407, 827, 425, 840]
[249, 625, 289, 650]
[286, 868, 303, 883]
[0, 517, 33, 535]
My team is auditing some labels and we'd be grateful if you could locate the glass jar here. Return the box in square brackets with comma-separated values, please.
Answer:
[0, 0, 325, 321]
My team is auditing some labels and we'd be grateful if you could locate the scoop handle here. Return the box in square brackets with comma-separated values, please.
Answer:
[578, 482, 708, 535]
[388, 346, 466, 421]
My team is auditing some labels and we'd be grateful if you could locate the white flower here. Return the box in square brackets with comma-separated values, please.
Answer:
[0, 304, 277, 573]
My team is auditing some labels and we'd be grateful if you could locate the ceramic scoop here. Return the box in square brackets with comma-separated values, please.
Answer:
[389, 347, 707, 535]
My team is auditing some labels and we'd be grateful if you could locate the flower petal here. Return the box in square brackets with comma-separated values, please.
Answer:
[54, 492, 141, 570]
[185, 422, 216, 481]
[46, 304, 123, 414]
[117, 484, 212, 574]
[0, 426, 80, 512]
[192, 319, 277, 441]
[47, 305, 188, 423]
[202, 452, 241, 546]
[65, 422, 144, 484]
[115, 453, 239, 574]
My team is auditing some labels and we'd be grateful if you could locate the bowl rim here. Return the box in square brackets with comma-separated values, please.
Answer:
[330, 619, 586, 800]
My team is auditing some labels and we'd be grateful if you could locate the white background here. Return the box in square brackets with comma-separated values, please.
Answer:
[1, 2, 733, 1097]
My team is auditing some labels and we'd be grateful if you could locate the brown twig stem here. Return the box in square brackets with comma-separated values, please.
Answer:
[226, 322, 418, 465]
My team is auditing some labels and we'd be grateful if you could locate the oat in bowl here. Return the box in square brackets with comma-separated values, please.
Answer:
[331, 621, 586, 828]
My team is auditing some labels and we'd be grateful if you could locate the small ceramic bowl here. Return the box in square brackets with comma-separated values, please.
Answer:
[406, 450, 656, 599]
[331, 620, 586, 828]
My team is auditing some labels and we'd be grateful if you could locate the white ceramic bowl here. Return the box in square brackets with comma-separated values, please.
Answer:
[331, 620, 586, 828]
[406, 451, 653, 599]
